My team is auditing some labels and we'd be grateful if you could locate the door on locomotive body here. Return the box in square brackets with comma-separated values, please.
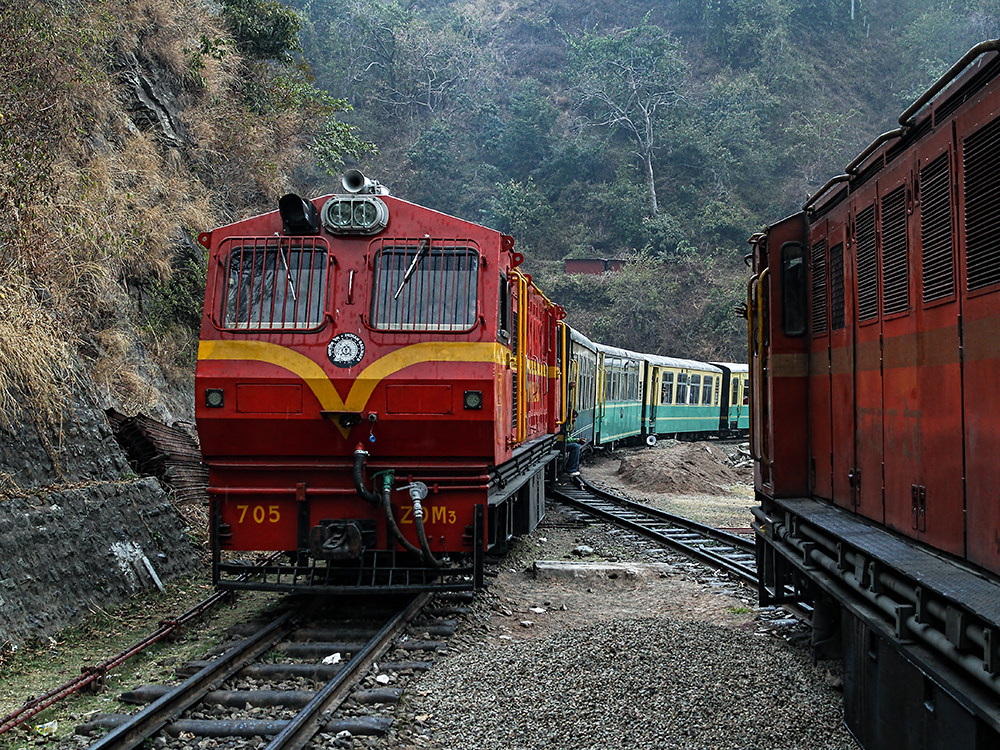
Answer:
[876, 163, 927, 543]
[825, 215, 856, 513]
[954, 96, 1000, 570]
[850, 176, 885, 525]
[753, 216, 810, 497]
[912, 125, 963, 557]
[807, 217, 834, 501]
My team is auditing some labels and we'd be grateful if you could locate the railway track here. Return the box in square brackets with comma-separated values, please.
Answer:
[548, 477, 758, 585]
[75, 592, 457, 749]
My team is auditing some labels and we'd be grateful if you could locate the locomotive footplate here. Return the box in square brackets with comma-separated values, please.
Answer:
[754, 495, 1000, 747]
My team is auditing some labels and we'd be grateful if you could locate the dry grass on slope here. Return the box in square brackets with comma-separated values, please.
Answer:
[1, 0, 331, 431]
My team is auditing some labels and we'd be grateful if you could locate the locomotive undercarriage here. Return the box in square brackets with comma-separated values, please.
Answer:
[213, 510, 485, 595]
[753, 494, 1000, 749]
[212, 435, 558, 595]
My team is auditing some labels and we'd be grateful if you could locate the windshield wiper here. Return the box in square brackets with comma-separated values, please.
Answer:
[393, 235, 430, 300]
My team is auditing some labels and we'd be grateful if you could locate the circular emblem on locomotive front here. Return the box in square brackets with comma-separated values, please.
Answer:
[327, 333, 365, 368]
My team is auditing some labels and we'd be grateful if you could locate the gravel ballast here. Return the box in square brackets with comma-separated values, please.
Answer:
[382, 447, 859, 750]
[398, 617, 852, 750]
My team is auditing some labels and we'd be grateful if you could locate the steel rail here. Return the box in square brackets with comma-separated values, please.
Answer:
[86, 609, 300, 750]
[550, 478, 758, 585]
[0, 592, 225, 735]
[265, 592, 433, 750]
[1, 555, 284, 736]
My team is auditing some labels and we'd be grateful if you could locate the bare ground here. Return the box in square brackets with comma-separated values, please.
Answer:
[0, 441, 824, 749]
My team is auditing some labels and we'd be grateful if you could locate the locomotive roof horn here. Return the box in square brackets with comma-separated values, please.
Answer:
[342, 169, 388, 195]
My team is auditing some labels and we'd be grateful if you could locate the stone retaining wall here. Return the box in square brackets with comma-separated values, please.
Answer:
[0, 380, 201, 646]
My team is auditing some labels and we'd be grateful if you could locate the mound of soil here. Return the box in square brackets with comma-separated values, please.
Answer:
[615, 441, 748, 495]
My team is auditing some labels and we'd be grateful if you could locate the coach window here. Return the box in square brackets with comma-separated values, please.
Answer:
[224, 238, 329, 330]
[731, 379, 739, 406]
[689, 374, 702, 405]
[371, 242, 479, 331]
[780, 242, 807, 336]
[661, 372, 674, 405]
[702, 375, 713, 405]
[676, 373, 689, 404]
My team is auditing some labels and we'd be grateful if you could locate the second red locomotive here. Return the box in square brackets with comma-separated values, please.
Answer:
[750, 40, 1000, 750]
[195, 171, 565, 592]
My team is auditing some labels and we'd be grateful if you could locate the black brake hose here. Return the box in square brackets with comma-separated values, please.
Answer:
[353, 448, 380, 504]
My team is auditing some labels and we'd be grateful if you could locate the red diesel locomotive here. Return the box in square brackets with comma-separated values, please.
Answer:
[195, 171, 565, 593]
[750, 41, 1000, 749]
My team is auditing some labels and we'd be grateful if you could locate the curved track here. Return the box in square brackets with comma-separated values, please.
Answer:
[548, 477, 758, 585]
[78, 593, 437, 750]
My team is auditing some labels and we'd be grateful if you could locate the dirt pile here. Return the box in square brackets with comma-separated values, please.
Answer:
[615, 441, 749, 495]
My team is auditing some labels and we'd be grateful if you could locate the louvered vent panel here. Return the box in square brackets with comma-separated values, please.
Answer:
[881, 186, 909, 316]
[811, 239, 828, 335]
[856, 204, 878, 322]
[919, 153, 955, 303]
[830, 242, 845, 330]
[964, 116, 1000, 291]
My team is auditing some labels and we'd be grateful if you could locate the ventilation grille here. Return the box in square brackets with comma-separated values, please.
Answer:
[920, 153, 955, 303]
[810, 239, 828, 335]
[935, 56, 1000, 122]
[964, 116, 1000, 291]
[881, 186, 909, 316]
[853, 156, 885, 192]
[830, 242, 845, 330]
[856, 204, 878, 322]
[811, 186, 848, 221]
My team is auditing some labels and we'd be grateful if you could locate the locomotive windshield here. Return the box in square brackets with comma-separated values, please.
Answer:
[371, 242, 479, 332]
[222, 238, 329, 330]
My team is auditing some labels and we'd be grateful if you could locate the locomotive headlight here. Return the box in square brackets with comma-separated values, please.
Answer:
[354, 201, 379, 227]
[321, 196, 389, 235]
[326, 201, 354, 228]
[205, 388, 225, 408]
[464, 390, 483, 410]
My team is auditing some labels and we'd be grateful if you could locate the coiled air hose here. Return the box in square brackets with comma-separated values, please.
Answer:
[353, 447, 380, 504]
[409, 491, 443, 568]
[354, 449, 444, 567]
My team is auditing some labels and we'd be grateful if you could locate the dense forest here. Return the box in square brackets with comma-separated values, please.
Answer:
[1, 0, 998, 436]
[291, 0, 1000, 359]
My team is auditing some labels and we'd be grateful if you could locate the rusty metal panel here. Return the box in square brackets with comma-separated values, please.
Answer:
[914, 130, 964, 558]
[851, 186, 885, 526]
[957, 94, 1000, 574]
[877, 165, 923, 542]
[808, 221, 834, 501]
[828, 221, 856, 513]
